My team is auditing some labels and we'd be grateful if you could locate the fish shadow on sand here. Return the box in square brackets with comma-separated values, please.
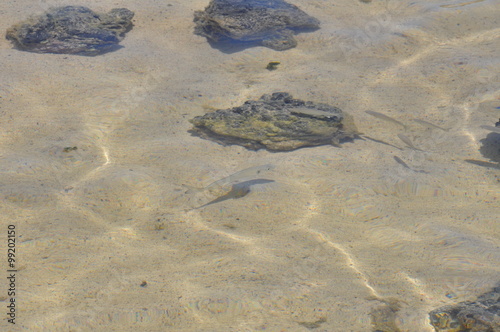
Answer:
[193, 179, 275, 209]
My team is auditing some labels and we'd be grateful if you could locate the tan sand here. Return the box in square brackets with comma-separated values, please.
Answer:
[0, 0, 499, 330]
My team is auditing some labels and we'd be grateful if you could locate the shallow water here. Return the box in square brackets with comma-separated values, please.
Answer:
[0, 0, 499, 331]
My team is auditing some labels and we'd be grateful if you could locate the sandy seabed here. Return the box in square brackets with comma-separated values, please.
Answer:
[0, 0, 499, 331]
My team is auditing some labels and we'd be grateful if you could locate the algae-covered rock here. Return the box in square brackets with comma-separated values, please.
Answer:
[429, 284, 500, 332]
[6, 6, 134, 55]
[193, 0, 320, 51]
[189, 92, 358, 151]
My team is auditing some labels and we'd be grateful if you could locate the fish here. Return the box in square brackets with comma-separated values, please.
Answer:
[185, 164, 275, 196]
[362, 135, 403, 150]
[397, 134, 424, 151]
[393, 156, 411, 169]
[393, 156, 429, 173]
[365, 111, 407, 130]
[440, 0, 485, 8]
[413, 119, 449, 131]
[480, 125, 500, 134]
[465, 159, 500, 170]
[291, 107, 341, 120]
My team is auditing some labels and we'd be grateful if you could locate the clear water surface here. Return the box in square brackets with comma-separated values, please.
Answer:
[0, 0, 498, 331]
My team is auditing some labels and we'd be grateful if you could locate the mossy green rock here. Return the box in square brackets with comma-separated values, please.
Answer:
[429, 284, 500, 332]
[189, 92, 358, 151]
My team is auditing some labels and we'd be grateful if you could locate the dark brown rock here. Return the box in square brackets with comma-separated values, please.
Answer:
[6, 6, 134, 55]
[193, 0, 320, 51]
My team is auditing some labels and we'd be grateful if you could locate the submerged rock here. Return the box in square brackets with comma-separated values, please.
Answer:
[429, 284, 500, 332]
[6, 6, 134, 55]
[189, 92, 359, 151]
[193, 0, 320, 51]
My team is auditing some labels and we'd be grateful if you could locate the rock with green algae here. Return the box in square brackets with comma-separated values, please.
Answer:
[429, 284, 500, 332]
[6, 6, 134, 55]
[189, 92, 359, 151]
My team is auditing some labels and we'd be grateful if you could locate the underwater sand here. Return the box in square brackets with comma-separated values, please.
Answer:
[0, 0, 499, 331]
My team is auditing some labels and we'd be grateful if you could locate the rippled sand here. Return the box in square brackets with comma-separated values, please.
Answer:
[0, 0, 499, 331]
